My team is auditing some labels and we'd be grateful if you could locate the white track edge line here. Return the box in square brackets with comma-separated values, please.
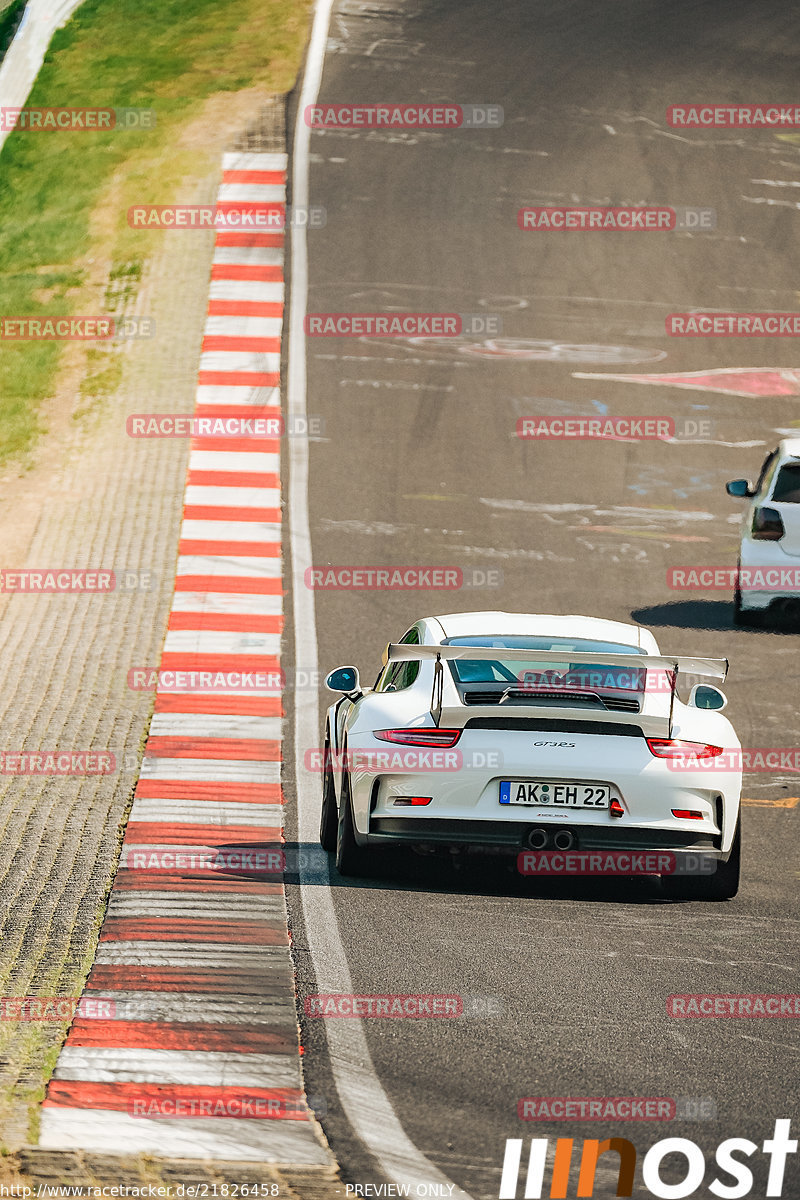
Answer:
[286, 5, 473, 1195]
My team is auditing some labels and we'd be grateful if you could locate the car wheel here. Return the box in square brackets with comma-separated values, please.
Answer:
[662, 817, 741, 902]
[733, 586, 762, 627]
[319, 736, 338, 852]
[335, 769, 370, 877]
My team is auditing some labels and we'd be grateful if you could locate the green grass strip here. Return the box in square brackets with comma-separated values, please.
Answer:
[0, 0, 309, 463]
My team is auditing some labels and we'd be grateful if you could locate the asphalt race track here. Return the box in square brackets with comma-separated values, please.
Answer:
[284, 2, 800, 1196]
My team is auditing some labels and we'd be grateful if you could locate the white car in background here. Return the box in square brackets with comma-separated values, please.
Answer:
[728, 438, 800, 625]
[319, 612, 742, 900]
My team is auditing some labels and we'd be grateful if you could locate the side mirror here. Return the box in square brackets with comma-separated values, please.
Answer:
[689, 684, 727, 711]
[726, 479, 754, 498]
[325, 666, 361, 696]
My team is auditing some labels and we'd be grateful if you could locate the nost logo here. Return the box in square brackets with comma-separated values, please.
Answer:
[498, 1119, 797, 1197]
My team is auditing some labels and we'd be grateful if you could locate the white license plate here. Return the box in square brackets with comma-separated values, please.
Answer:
[499, 780, 610, 808]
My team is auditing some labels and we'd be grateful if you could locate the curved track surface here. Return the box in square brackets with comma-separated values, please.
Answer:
[285, 3, 800, 1196]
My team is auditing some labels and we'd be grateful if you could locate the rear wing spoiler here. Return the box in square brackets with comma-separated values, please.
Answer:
[384, 645, 728, 677]
[383, 645, 728, 731]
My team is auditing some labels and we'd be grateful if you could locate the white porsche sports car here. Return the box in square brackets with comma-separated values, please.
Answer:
[319, 612, 742, 899]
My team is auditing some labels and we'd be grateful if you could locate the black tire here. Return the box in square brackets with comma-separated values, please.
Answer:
[319, 737, 338, 852]
[662, 818, 741, 901]
[733, 587, 762, 627]
[335, 770, 371, 877]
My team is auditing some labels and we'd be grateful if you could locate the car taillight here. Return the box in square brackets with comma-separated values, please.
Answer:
[672, 809, 704, 820]
[646, 739, 723, 759]
[393, 796, 432, 806]
[752, 506, 785, 540]
[374, 728, 462, 747]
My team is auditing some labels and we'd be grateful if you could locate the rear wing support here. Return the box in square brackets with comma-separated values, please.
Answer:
[667, 665, 677, 740]
[432, 654, 444, 726]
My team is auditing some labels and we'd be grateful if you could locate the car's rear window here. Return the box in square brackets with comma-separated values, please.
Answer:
[771, 462, 800, 504]
[442, 635, 645, 691]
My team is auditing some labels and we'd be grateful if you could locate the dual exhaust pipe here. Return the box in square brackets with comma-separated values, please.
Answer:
[526, 826, 576, 851]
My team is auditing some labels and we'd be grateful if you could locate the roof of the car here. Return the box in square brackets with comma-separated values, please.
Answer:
[426, 611, 655, 650]
[779, 438, 800, 459]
